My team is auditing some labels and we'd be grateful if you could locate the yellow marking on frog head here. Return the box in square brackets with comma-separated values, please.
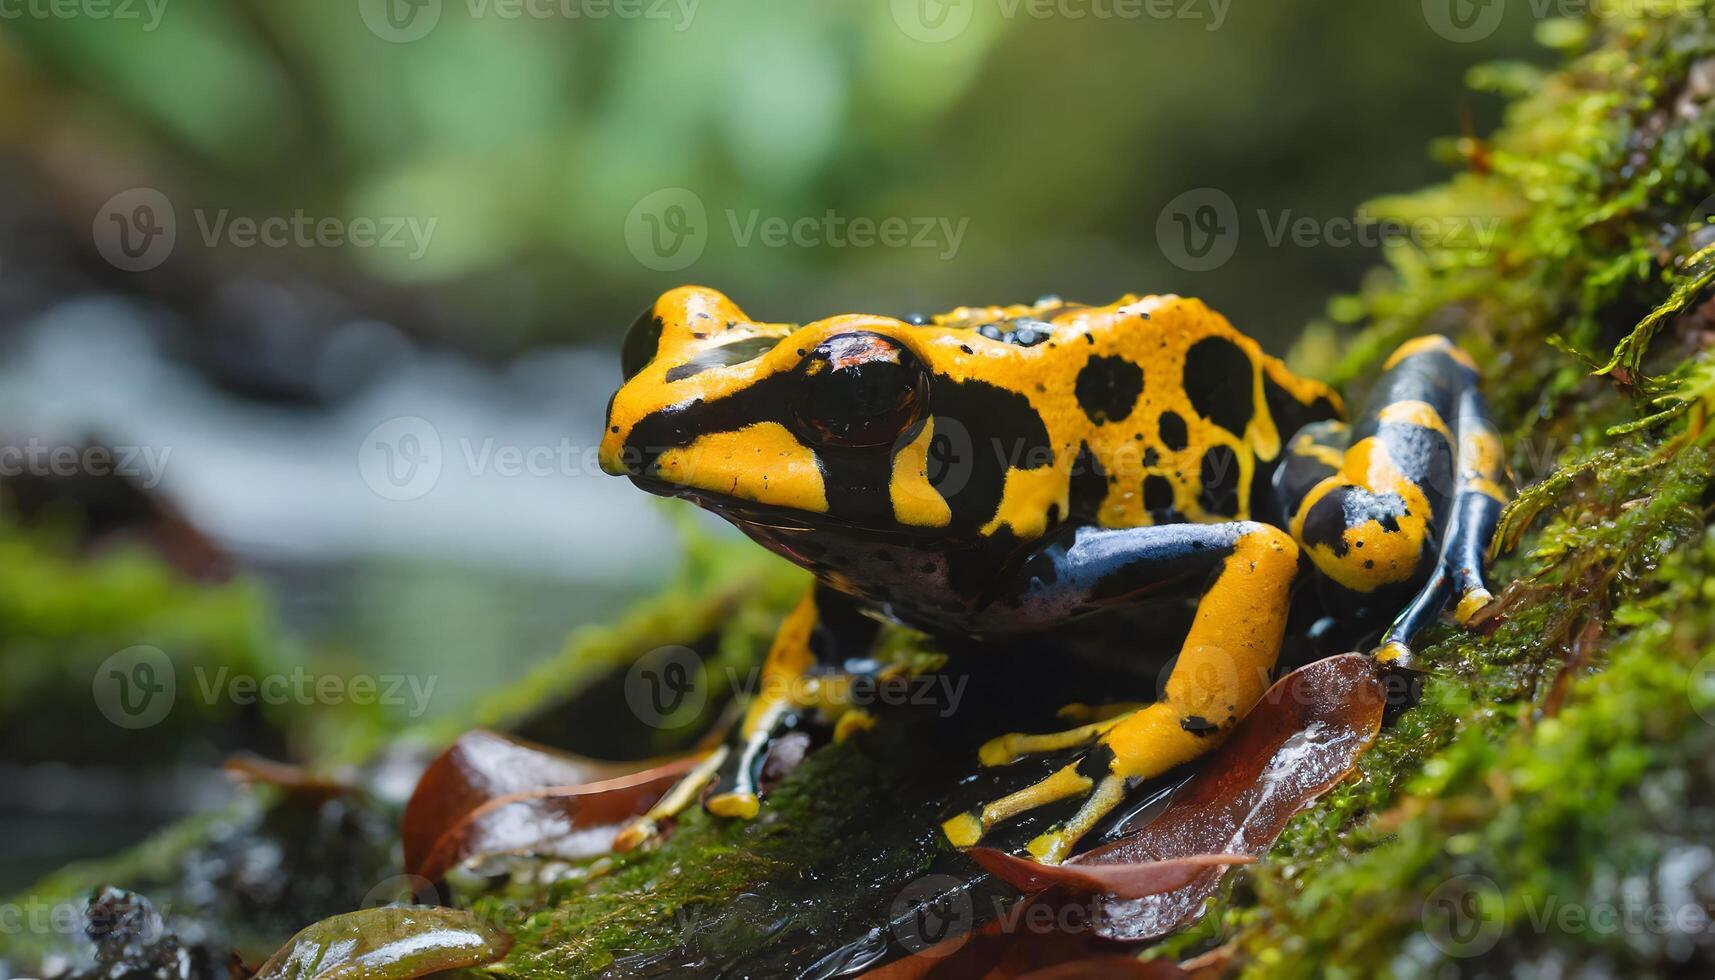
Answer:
[653, 423, 828, 513]
[889, 421, 953, 528]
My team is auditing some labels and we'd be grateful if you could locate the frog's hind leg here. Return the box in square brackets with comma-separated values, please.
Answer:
[943, 521, 1299, 864]
[1375, 377, 1512, 657]
[1277, 334, 1511, 666]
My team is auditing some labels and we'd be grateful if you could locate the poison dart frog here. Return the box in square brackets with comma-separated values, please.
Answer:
[598, 286, 1509, 864]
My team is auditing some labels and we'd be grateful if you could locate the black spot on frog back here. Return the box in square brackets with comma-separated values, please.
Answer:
[1182, 336, 1256, 437]
[1075, 354, 1145, 425]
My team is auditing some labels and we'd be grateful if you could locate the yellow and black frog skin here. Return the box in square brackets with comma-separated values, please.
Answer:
[598, 285, 1510, 864]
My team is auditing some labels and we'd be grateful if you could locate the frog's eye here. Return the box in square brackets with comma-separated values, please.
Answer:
[792, 332, 929, 449]
[621, 306, 666, 381]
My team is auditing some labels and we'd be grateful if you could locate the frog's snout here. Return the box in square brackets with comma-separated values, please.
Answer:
[598, 430, 631, 477]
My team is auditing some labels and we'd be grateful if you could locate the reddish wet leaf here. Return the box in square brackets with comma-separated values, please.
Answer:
[411, 759, 697, 881]
[967, 849, 1251, 901]
[871, 655, 1384, 977]
[401, 729, 696, 880]
[401, 730, 652, 875]
[949, 653, 1384, 950]
[224, 754, 353, 802]
[1068, 653, 1386, 941]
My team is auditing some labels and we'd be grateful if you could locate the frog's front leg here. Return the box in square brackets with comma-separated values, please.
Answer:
[614, 582, 878, 850]
[942, 522, 1299, 864]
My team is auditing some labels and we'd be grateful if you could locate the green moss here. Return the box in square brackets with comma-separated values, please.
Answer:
[1193, 7, 1715, 975]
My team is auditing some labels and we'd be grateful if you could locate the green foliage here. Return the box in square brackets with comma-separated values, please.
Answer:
[1189, 8, 1715, 975]
[0, 516, 272, 762]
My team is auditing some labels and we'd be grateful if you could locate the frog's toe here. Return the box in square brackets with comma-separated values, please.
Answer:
[976, 714, 1133, 768]
[942, 762, 1123, 863]
[1454, 586, 1495, 626]
[612, 746, 727, 852]
[941, 764, 1128, 864]
[706, 789, 761, 819]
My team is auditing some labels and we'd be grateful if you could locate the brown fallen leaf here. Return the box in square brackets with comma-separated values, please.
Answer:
[867, 655, 1384, 976]
[967, 850, 1252, 901]
[223, 754, 353, 802]
[409, 758, 698, 881]
[400, 729, 664, 877]
[945, 652, 1387, 956]
[1066, 653, 1386, 942]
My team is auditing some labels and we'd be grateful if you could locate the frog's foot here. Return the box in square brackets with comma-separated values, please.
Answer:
[942, 759, 1129, 865]
[703, 691, 879, 819]
[613, 745, 728, 851]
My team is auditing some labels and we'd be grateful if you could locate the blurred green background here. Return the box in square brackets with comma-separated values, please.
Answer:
[0, 0, 1546, 889]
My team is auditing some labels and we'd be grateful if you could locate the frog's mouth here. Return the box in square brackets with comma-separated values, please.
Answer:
[626, 473, 821, 532]
[626, 473, 928, 539]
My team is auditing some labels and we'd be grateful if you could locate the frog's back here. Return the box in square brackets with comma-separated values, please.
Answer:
[916, 294, 1344, 534]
